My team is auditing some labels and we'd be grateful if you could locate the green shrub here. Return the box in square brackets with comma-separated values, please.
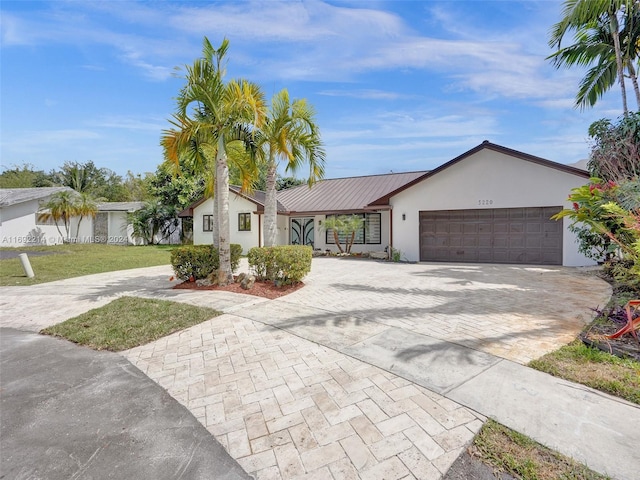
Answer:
[171, 244, 242, 280]
[248, 245, 312, 285]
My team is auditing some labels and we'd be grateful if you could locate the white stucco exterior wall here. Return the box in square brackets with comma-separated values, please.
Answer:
[1, 200, 64, 246]
[390, 149, 592, 266]
[193, 195, 262, 254]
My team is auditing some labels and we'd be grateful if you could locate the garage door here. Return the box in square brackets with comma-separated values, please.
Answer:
[419, 207, 563, 265]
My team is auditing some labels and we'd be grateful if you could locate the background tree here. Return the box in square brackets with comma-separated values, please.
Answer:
[128, 200, 180, 245]
[588, 112, 640, 181]
[548, 0, 640, 113]
[162, 37, 266, 285]
[0, 164, 56, 188]
[260, 89, 325, 247]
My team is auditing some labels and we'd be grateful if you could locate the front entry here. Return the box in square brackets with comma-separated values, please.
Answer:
[290, 217, 314, 248]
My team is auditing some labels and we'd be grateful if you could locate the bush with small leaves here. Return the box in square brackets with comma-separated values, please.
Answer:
[248, 245, 312, 285]
[171, 244, 242, 280]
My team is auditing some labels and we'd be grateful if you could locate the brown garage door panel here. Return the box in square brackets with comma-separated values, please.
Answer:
[419, 207, 563, 265]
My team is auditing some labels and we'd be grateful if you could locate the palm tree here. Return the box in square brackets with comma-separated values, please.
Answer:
[549, 0, 640, 113]
[323, 215, 365, 254]
[38, 190, 79, 241]
[162, 37, 266, 285]
[74, 191, 98, 241]
[260, 89, 326, 247]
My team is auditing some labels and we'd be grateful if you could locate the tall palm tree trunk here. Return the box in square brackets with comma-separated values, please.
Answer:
[212, 175, 219, 248]
[264, 155, 278, 247]
[610, 13, 629, 114]
[216, 135, 233, 285]
[628, 62, 640, 109]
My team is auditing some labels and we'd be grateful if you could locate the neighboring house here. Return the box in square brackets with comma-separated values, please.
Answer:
[0, 187, 74, 246]
[0, 188, 145, 246]
[181, 141, 595, 266]
[76, 202, 145, 245]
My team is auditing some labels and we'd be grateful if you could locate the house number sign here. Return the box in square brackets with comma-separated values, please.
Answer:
[478, 199, 494, 205]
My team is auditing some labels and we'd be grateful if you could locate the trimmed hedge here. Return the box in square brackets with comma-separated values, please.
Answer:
[171, 244, 242, 280]
[248, 245, 312, 285]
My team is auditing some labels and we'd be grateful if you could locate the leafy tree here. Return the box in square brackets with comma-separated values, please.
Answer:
[128, 201, 180, 245]
[259, 89, 325, 247]
[122, 171, 154, 202]
[323, 215, 365, 254]
[162, 37, 266, 285]
[588, 112, 640, 181]
[0, 164, 55, 188]
[55, 160, 130, 201]
[277, 176, 306, 191]
[548, 0, 640, 113]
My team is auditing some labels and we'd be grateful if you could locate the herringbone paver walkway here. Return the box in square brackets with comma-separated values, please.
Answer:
[124, 314, 485, 479]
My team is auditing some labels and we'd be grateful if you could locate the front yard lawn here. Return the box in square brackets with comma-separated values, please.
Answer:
[0, 244, 173, 286]
[40, 296, 219, 351]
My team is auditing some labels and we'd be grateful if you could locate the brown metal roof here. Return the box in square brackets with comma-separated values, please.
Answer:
[276, 171, 428, 214]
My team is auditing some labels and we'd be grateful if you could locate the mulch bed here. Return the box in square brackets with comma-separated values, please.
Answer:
[581, 319, 640, 362]
[173, 278, 304, 300]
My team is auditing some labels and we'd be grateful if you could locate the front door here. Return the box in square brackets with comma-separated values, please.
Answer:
[290, 217, 314, 248]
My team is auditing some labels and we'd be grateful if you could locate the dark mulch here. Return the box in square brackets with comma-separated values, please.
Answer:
[581, 308, 640, 362]
[173, 278, 304, 300]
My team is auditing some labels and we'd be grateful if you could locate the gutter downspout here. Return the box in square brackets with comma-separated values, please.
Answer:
[389, 209, 393, 259]
[258, 213, 262, 247]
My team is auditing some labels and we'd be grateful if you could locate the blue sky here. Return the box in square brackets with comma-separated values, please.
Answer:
[0, 0, 626, 180]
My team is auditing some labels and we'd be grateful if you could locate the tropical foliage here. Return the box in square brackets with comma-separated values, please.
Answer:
[588, 112, 640, 181]
[548, 0, 640, 113]
[161, 37, 266, 285]
[128, 200, 180, 245]
[38, 190, 98, 241]
[260, 89, 326, 247]
[323, 215, 366, 254]
[553, 178, 640, 289]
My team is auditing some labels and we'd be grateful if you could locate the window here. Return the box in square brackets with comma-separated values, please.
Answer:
[238, 213, 251, 231]
[325, 213, 381, 245]
[203, 215, 214, 232]
[35, 212, 57, 226]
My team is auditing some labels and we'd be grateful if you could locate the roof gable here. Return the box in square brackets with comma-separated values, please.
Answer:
[375, 141, 590, 204]
[178, 186, 286, 217]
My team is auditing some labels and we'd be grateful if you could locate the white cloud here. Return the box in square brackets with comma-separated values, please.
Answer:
[318, 89, 411, 100]
[89, 115, 165, 132]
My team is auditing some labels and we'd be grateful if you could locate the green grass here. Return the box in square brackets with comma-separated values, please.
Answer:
[528, 341, 640, 405]
[472, 420, 610, 480]
[40, 296, 219, 351]
[0, 244, 173, 285]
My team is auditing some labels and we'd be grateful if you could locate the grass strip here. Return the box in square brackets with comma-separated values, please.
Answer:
[0, 244, 173, 285]
[40, 296, 219, 351]
[471, 419, 610, 480]
[529, 340, 640, 405]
